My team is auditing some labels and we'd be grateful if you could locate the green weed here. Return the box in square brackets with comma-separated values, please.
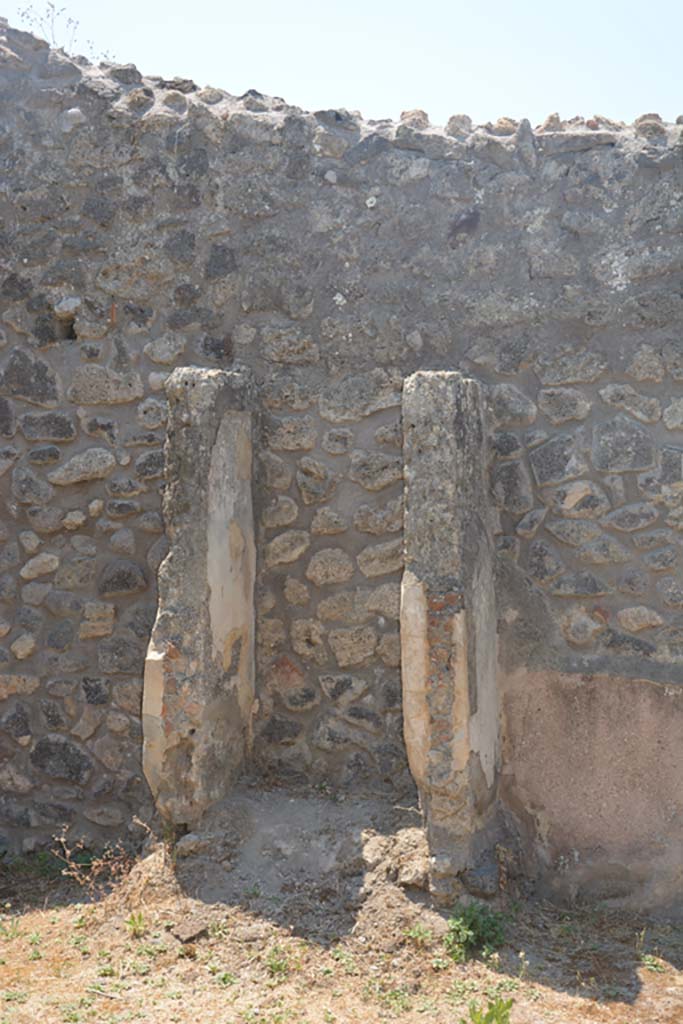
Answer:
[445, 902, 506, 963]
[459, 997, 514, 1024]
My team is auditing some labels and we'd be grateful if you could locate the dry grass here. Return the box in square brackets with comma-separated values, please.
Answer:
[1, 838, 682, 1024]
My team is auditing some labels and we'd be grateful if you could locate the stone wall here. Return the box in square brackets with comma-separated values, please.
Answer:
[2, 17, 683, 887]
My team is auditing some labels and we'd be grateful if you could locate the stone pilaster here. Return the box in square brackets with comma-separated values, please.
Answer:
[143, 366, 256, 826]
[401, 371, 500, 897]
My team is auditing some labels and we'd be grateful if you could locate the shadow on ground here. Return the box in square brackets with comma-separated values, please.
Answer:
[166, 780, 683, 1011]
[2, 779, 683, 1019]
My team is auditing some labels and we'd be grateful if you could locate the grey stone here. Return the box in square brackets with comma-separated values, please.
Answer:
[618, 568, 649, 596]
[296, 457, 337, 504]
[328, 625, 377, 667]
[18, 412, 76, 442]
[12, 464, 53, 505]
[305, 548, 355, 586]
[1, 702, 31, 739]
[262, 326, 319, 364]
[527, 540, 563, 583]
[29, 445, 60, 465]
[322, 428, 354, 454]
[515, 508, 546, 538]
[206, 242, 237, 279]
[491, 431, 523, 459]
[67, 365, 143, 404]
[47, 447, 116, 485]
[353, 496, 403, 535]
[111, 527, 135, 555]
[626, 344, 665, 382]
[578, 537, 630, 565]
[46, 619, 75, 650]
[663, 398, 683, 430]
[262, 496, 299, 529]
[617, 606, 664, 632]
[98, 559, 147, 596]
[561, 608, 605, 647]
[20, 553, 59, 579]
[55, 557, 96, 590]
[542, 479, 611, 519]
[320, 673, 368, 707]
[601, 629, 656, 659]
[538, 387, 591, 424]
[491, 459, 534, 513]
[0, 445, 18, 477]
[265, 530, 310, 567]
[136, 398, 167, 429]
[143, 334, 185, 365]
[134, 449, 164, 479]
[291, 618, 327, 664]
[603, 502, 659, 532]
[545, 519, 602, 546]
[658, 576, 683, 608]
[534, 345, 606, 385]
[599, 384, 661, 423]
[489, 383, 536, 426]
[357, 538, 403, 578]
[0, 349, 59, 407]
[311, 507, 346, 535]
[349, 450, 402, 491]
[643, 546, 677, 572]
[319, 369, 401, 423]
[632, 529, 672, 550]
[98, 635, 144, 674]
[261, 715, 303, 745]
[551, 572, 610, 597]
[261, 452, 293, 490]
[592, 415, 655, 472]
[529, 434, 588, 486]
[500, 536, 521, 560]
[268, 415, 316, 451]
[30, 735, 92, 783]
[374, 422, 401, 447]
[312, 716, 364, 751]
[81, 677, 110, 704]
[0, 398, 16, 438]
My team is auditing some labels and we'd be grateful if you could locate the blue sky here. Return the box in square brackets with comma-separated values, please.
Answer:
[11, 0, 683, 127]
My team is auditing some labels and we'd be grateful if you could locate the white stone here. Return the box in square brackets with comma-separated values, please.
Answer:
[48, 448, 116, 485]
[19, 553, 59, 580]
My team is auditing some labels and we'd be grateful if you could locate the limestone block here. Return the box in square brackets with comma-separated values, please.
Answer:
[305, 548, 354, 586]
[401, 371, 500, 895]
[143, 366, 256, 826]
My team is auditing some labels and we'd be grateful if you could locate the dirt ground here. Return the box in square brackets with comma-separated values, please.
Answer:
[1, 782, 682, 1024]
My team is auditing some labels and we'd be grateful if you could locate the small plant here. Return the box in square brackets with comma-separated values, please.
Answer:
[266, 944, 290, 980]
[640, 953, 666, 973]
[209, 919, 230, 940]
[460, 997, 514, 1024]
[404, 923, 433, 949]
[125, 911, 147, 939]
[215, 970, 237, 986]
[363, 980, 412, 1014]
[17, 2, 116, 60]
[51, 828, 134, 900]
[0, 920, 21, 941]
[3, 991, 28, 1004]
[444, 902, 506, 963]
[330, 946, 358, 975]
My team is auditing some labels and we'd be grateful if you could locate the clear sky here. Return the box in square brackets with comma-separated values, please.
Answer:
[10, 0, 683, 127]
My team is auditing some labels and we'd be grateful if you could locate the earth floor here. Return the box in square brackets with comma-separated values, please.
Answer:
[0, 782, 681, 1024]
